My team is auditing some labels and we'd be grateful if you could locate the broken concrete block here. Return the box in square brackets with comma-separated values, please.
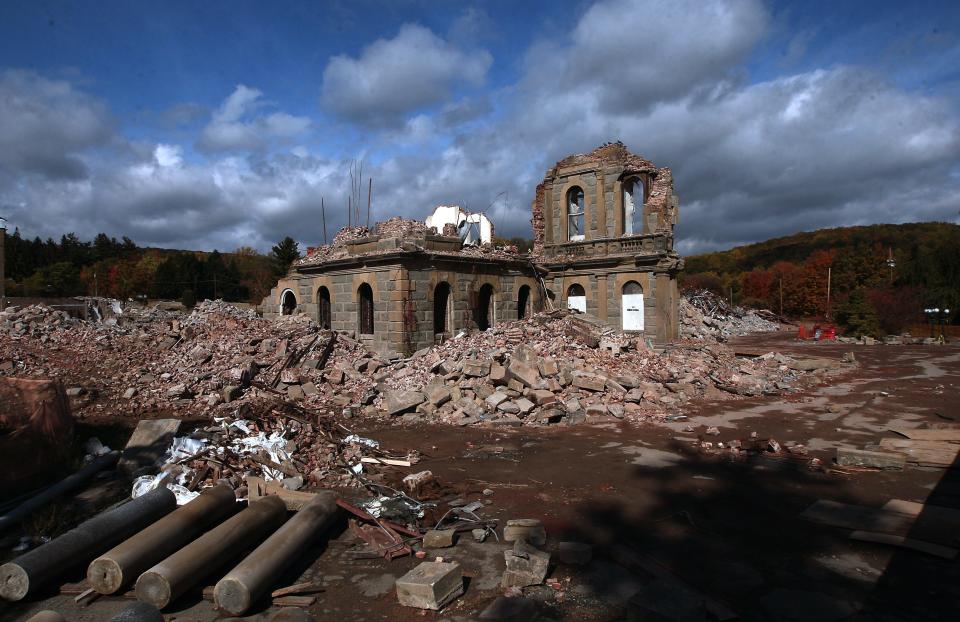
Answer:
[325, 369, 345, 385]
[531, 390, 557, 407]
[558, 542, 593, 565]
[486, 391, 509, 409]
[571, 371, 606, 392]
[507, 360, 540, 388]
[585, 404, 607, 417]
[396, 561, 463, 610]
[607, 403, 625, 418]
[301, 382, 318, 396]
[514, 397, 536, 415]
[423, 529, 456, 548]
[503, 518, 546, 547]
[427, 385, 451, 406]
[384, 391, 426, 416]
[836, 447, 905, 470]
[122, 387, 137, 399]
[498, 401, 521, 414]
[489, 364, 508, 385]
[463, 359, 492, 377]
[537, 358, 559, 377]
[502, 540, 550, 588]
[286, 385, 304, 400]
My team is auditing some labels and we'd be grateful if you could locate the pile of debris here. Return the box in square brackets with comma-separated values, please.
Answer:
[369, 309, 811, 427]
[680, 290, 781, 342]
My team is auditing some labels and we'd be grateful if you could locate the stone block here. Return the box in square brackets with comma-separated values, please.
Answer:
[532, 390, 557, 407]
[463, 359, 492, 377]
[427, 385, 451, 406]
[502, 540, 550, 588]
[396, 562, 464, 610]
[221, 385, 242, 403]
[514, 398, 535, 415]
[301, 382, 318, 396]
[507, 360, 541, 388]
[287, 384, 305, 400]
[489, 364, 508, 385]
[503, 518, 546, 546]
[571, 371, 606, 392]
[498, 401, 521, 414]
[384, 391, 426, 416]
[537, 358, 559, 377]
[423, 529, 456, 548]
[486, 391, 509, 409]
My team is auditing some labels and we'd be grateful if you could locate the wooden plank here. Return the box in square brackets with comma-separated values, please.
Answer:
[849, 531, 958, 560]
[878, 439, 960, 467]
[271, 581, 324, 598]
[246, 475, 317, 511]
[273, 595, 316, 607]
[836, 447, 905, 470]
[119, 418, 181, 473]
[889, 428, 960, 442]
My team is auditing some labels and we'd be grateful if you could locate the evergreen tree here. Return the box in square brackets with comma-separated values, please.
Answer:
[270, 236, 300, 276]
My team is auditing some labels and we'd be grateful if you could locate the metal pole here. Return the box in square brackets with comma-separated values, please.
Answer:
[88, 485, 236, 594]
[0, 487, 176, 601]
[135, 496, 286, 609]
[0, 451, 121, 534]
[321, 197, 327, 245]
[366, 178, 372, 228]
[214, 491, 339, 615]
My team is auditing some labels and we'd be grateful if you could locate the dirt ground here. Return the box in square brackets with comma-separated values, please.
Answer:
[4, 331, 959, 622]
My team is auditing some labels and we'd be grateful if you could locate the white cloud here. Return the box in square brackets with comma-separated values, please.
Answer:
[197, 85, 311, 152]
[154, 144, 183, 168]
[321, 24, 492, 126]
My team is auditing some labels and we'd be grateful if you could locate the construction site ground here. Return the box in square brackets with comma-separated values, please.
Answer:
[4, 330, 959, 622]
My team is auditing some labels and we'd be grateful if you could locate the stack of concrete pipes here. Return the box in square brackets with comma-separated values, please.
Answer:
[1, 485, 339, 616]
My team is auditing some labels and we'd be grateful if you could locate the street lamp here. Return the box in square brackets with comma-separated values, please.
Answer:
[886, 248, 896, 285]
[924, 307, 951, 342]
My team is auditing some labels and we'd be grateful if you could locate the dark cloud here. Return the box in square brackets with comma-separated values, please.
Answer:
[0, 70, 114, 181]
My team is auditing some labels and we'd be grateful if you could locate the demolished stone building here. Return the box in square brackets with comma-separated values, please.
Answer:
[263, 143, 682, 356]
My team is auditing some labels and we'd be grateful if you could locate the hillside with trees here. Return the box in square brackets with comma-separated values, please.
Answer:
[682, 222, 960, 335]
[2, 230, 291, 306]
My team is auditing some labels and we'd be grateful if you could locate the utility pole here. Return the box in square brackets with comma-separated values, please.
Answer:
[0, 216, 6, 312]
[826, 266, 832, 319]
[321, 197, 327, 245]
[366, 178, 372, 229]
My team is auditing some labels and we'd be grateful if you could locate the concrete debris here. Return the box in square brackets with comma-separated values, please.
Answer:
[503, 519, 547, 547]
[2, 298, 822, 431]
[681, 290, 781, 342]
[395, 561, 464, 610]
[502, 540, 550, 588]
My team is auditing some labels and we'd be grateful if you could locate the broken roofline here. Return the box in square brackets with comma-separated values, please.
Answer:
[296, 247, 534, 273]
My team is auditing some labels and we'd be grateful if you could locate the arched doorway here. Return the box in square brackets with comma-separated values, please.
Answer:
[281, 290, 297, 315]
[476, 284, 495, 330]
[517, 284, 531, 320]
[622, 281, 644, 331]
[357, 283, 374, 335]
[567, 283, 586, 313]
[434, 282, 452, 339]
[317, 286, 331, 329]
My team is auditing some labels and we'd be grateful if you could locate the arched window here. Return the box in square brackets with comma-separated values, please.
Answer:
[281, 290, 297, 316]
[434, 282, 452, 337]
[622, 281, 644, 331]
[475, 284, 495, 330]
[517, 284, 531, 320]
[567, 187, 585, 241]
[358, 283, 374, 335]
[567, 283, 586, 313]
[623, 178, 644, 235]
[317, 286, 331, 329]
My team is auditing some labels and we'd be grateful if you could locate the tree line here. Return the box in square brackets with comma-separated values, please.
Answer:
[682, 222, 960, 336]
[3, 230, 303, 306]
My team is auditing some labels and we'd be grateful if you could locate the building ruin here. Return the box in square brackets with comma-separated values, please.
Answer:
[263, 143, 682, 356]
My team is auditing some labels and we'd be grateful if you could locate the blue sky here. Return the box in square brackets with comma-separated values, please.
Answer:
[1, 0, 958, 254]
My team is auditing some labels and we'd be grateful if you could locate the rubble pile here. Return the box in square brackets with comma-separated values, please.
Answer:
[370, 309, 808, 427]
[680, 290, 781, 341]
[1, 299, 825, 430]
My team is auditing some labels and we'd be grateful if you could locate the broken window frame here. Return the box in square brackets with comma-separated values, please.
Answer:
[517, 284, 531, 320]
[433, 281, 452, 338]
[567, 187, 585, 242]
[317, 286, 331, 329]
[623, 177, 645, 236]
